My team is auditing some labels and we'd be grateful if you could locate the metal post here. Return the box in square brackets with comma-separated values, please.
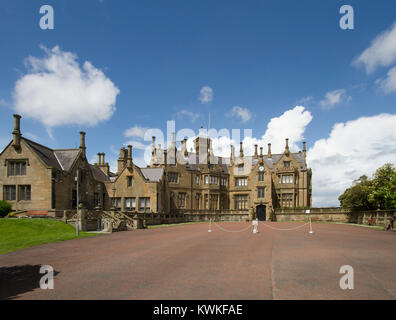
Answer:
[76, 168, 79, 237]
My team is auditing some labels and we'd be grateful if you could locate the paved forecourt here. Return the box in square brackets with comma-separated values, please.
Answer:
[0, 221, 395, 300]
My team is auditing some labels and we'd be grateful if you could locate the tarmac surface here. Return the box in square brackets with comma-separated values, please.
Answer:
[0, 221, 395, 300]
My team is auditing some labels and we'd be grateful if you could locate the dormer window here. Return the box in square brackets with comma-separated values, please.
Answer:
[283, 161, 291, 169]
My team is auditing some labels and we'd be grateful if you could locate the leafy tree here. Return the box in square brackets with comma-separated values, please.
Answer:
[338, 175, 373, 209]
[339, 163, 396, 210]
[0, 200, 12, 218]
[368, 163, 396, 209]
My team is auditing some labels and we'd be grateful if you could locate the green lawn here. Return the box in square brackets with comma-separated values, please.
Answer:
[0, 218, 101, 254]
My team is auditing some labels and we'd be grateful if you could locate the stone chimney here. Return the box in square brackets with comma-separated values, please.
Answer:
[117, 147, 126, 174]
[260, 147, 264, 163]
[127, 145, 133, 168]
[303, 141, 307, 163]
[97, 153, 101, 165]
[285, 138, 289, 155]
[239, 141, 244, 158]
[267, 143, 272, 159]
[182, 138, 188, 157]
[12, 114, 22, 150]
[230, 144, 234, 164]
[254, 144, 258, 159]
[98, 153, 110, 176]
[152, 136, 156, 156]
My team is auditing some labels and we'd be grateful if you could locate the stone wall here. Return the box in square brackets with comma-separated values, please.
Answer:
[274, 207, 395, 228]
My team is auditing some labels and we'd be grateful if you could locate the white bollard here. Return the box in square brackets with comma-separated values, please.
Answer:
[309, 216, 314, 234]
[208, 219, 212, 233]
[252, 219, 259, 234]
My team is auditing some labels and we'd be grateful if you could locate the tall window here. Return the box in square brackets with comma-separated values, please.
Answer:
[258, 172, 264, 181]
[235, 177, 248, 187]
[127, 176, 133, 187]
[209, 176, 218, 185]
[94, 192, 100, 207]
[283, 161, 291, 169]
[168, 173, 178, 183]
[221, 178, 227, 187]
[139, 197, 150, 212]
[8, 161, 27, 176]
[204, 175, 209, 185]
[282, 193, 293, 207]
[234, 195, 248, 209]
[4, 185, 16, 201]
[178, 193, 186, 208]
[257, 187, 265, 198]
[279, 175, 293, 184]
[196, 175, 200, 185]
[195, 193, 201, 209]
[111, 197, 121, 209]
[209, 194, 218, 209]
[125, 197, 136, 211]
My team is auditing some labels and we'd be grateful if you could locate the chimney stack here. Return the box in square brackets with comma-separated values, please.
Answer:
[303, 141, 307, 163]
[230, 144, 234, 164]
[12, 114, 22, 150]
[183, 138, 188, 157]
[79, 132, 86, 156]
[260, 147, 264, 163]
[267, 143, 272, 159]
[285, 138, 289, 155]
[127, 145, 133, 168]
[97, 153, 101, 165]
[117, 147, 126, 174]
[239, 141, 244, 157]
[254, 144, 258, 159]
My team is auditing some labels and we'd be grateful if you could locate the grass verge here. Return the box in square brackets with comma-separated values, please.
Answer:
[0, 218, 101, 254]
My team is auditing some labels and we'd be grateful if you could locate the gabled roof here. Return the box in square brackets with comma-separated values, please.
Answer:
[89, 164, 111, 182]
[22, 138, 81, 172]
[140, 167, 164, 182]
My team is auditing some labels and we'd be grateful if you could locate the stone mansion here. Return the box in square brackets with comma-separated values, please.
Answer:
[0, 114, 312, 221]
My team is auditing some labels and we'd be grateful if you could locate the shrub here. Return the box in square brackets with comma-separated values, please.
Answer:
[0, 201, 12, 218]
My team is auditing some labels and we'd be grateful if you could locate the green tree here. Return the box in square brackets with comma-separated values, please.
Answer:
[338, 175, 374, 209]
[0, 200, 12, 218]
[368, 163, 396, 209]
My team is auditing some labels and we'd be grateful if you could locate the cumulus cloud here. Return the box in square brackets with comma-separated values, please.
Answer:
[260, 106, 312, 153]
[319, 89, 351, 109]
[226, 106, 252, 123]
[13, 45, 120, 128]
[199, 86, 213, 103]
[124, 125, 149, 138]
[353, 22, 396, 74]
[176, 109, 200, 122]
[124, 140, 148, 150]
[377, 66, 396, 93]
[308, 113, 396, 207]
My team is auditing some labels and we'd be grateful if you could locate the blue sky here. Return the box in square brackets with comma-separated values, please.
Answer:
[1, 0, 396, 206]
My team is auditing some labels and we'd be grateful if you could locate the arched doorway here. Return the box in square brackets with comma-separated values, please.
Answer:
[256, 205, 266, 221]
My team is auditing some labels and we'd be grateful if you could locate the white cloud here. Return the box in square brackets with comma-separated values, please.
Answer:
[12, 45, 119, 128]
[377, 66, 396, 93]
[124, 140, 148, 150]
[319, 89, 350, 109]
[0, 98, 10, 108]
[176, 109, 200, 122]
[353, 22, 396, 74]
[260, 106, 312, 153]
[226, 106, 252, 123]
[199, 86, 213, 103]
[124, 125, 148, 138]
[308, 113, 396, 207]
[296, 96, 314, 105]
